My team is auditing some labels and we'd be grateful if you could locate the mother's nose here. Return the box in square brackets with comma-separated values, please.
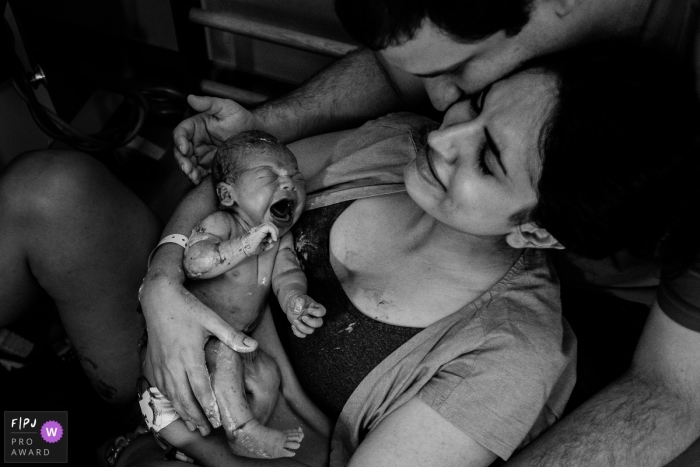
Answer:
[428, 123, 477, 164]
[424, 76, 465, 112]
[427, 128, 457, 163]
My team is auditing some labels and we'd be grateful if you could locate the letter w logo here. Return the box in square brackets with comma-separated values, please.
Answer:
[46, 428, 58, 437]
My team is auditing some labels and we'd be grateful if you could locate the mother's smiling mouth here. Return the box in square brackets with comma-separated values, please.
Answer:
[425, 148, 447, 190]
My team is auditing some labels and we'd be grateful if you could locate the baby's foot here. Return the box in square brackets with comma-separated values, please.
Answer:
[228, 419, 304, 459]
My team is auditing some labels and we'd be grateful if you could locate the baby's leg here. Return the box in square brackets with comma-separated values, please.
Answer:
[139, 351, 200, 462]
[205, 339, 303, 458]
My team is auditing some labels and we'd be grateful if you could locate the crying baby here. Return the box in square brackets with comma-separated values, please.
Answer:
[139, 131, 325, 460]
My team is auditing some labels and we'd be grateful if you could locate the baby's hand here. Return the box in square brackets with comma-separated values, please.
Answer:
[242, 223, 279, 256]
[285, 294, 326, 338]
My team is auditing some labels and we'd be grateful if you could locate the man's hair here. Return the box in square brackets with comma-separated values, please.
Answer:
[527, 41, 700, 274]
[211, 130, 293, 186]
[335, 0, 534, 49]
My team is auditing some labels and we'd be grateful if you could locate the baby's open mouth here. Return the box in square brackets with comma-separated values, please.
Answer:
[269, 199, 295, 225]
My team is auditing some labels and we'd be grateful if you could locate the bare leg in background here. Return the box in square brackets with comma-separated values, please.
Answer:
[0, 150, 162, 404]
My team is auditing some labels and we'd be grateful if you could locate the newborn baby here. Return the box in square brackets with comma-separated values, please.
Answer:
[139, 131, 325, 460]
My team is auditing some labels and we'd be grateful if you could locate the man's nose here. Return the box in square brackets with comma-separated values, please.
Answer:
[424, 76, 465, 112]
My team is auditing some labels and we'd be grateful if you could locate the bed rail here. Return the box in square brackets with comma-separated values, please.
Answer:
[189, 8, 357, 58]
[188, 8, 357, 105]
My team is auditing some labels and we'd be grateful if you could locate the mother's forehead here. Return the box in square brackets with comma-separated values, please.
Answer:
[487, 72, 556, 179]
[490, 68, 557, 99]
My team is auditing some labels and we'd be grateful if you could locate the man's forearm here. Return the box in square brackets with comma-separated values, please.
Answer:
[507, 370, 700, 466]
[253, 48, 428, 143]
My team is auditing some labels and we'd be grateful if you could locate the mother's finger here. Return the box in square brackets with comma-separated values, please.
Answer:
[168, 369, 212, 436]
[206, 312, 258, 353]
[187, 356, 222, 430]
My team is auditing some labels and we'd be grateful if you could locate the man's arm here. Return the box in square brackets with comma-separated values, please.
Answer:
[252, 48, 428, 143]
[174, 49, 428, 184]
[506, 302, 700, 466]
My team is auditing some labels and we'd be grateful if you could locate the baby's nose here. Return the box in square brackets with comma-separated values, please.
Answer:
[279, 176, 295, 190]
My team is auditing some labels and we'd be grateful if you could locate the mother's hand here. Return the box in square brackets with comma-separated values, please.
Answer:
[140, 268, 258, 434]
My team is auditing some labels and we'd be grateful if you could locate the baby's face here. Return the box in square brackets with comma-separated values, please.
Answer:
[228, 148, 306, 235]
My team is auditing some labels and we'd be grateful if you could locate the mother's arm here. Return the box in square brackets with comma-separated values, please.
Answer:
[140, 129, 348, 434]
[348, 398, 497, 467]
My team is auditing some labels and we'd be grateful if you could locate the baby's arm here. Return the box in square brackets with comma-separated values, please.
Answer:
[271, 234, 326, 338]
[184, 212, 278, 279]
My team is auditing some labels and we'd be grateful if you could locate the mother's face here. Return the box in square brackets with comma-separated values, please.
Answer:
[404, 71, 556, 237]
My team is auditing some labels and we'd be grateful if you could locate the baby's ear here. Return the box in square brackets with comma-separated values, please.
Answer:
[216, 182, 236, 207]
[505, 222, 564, 250]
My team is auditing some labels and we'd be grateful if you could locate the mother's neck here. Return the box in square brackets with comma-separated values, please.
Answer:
[398, 198, 523, 273]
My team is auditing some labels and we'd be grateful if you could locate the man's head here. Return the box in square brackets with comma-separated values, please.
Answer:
[336, 0, 535, 50]
[336, 0, 611, 110]
[212, 131, 306, 233]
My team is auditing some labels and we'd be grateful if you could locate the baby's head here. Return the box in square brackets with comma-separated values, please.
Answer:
[211, 130, 306, 235]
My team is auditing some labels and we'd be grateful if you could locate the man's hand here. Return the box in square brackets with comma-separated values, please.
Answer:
[173, 95, 260, 185]
[140, 269, 259, 435]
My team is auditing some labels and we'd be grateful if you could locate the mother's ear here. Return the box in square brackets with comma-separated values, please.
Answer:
[216, 182, 237, 207]
[506, 222, 564, 250]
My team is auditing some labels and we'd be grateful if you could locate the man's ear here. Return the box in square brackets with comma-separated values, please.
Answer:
[216, 182, 237, 207]
[506, 222, 564, 250]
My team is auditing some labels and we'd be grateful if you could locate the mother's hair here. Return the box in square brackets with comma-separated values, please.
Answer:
[526, 41, 700, 273]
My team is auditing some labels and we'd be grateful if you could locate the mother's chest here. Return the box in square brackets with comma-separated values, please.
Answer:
[327, 203, 477, 327]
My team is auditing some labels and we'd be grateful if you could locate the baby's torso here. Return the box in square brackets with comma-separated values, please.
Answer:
[185, 226, 280, 333]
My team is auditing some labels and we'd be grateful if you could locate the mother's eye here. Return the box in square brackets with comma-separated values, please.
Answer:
[477, 143, 493, 176]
